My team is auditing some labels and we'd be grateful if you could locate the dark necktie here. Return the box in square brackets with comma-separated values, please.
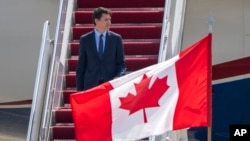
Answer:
[99, 34, 104, 60]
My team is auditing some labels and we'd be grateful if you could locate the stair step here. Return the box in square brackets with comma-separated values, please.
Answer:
[65, 56, 158, 88]
[77, 0, 165, 8]
[63, 89, 77, 104]
[67, 55, 158, 73]
[52, 125, 75, 139]
[54, 108, 73, 123]
[70, 39, 160, 56]
[75, 10, 164, 24]
[72, 24, 162, 40]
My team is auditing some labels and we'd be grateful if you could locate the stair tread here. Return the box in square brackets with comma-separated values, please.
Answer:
[66, 56, 158, 74]
[56, 107, 72, 110]
[54, 138, 75, 140]
[72, 25, 162, 40]
[64, 89, 77, 91]
[77, 0, 165, 8]
[75, 9, 164, 24]
[69, 55, 158, 59]
[75, 38, 160, 42]
[53, 139, 76, 141]
[71, 39, 161, 43]
[74, 23, 162, 27]
[76, 7, 164, 11]
[54, 123, 74, 125]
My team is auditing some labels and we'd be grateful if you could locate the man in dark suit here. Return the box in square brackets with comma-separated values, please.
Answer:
[76, 7, 126, 91]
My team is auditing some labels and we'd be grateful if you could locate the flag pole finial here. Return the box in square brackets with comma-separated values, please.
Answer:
[207, 16, 215, 33]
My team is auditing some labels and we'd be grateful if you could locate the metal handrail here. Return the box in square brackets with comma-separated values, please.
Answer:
[158, 0, 172, 63]
[39, 0, 70, 140]
[26, 21, 53, 141]
[26, 0, 71, 140]
[158, 0, 186, 62]
[153, 0, 188, 141]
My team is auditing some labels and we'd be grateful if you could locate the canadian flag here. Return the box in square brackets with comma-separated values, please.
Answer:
[70, 33, 212, 141]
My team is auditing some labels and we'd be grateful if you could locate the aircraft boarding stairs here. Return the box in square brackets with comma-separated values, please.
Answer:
[53, 0, 164, 140]
[27, 0, 187, 140]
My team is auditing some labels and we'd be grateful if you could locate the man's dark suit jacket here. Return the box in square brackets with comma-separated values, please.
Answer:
[76, 30, 126, 91]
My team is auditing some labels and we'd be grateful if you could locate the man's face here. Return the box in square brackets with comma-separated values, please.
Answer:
[95, 13, 111, 32]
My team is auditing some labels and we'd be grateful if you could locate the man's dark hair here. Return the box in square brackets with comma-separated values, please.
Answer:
[92, 7, 112, 25]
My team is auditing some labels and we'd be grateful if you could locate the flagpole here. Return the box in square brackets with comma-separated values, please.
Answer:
[207, 16, 214, 33]
[207, 16, 214, 141]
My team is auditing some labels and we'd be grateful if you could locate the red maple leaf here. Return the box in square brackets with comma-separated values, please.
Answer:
[119, 74, 169, 123]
